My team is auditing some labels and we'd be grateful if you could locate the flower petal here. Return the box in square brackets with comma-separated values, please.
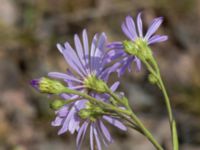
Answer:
[56, 106, 69, 117]
[93, 33, 107, 73]
[90, 124, 94, 150]
[51, 116, 63, 126]
[125, 16, 138, 40]
[103, 116, 127, 131]
[93, 124, 102, 150]
[134, 57, 142, 71]
[121, 22, 135, 41]
[137, 12, 143, 37]
[74, 34, 87, 71]
[68, 114, 80, 134]
[48, 72, 82, 83]
[99, 121, 112, 143]
[82, 29, 89, 71]
[148, 35, 168, 45]
[76, 121, 88, 150]
[58, 43, 85, 77]
[145, 17, 163, 40]
[107, 42, 123, 49]
[110, 81, 120, 92]
[90, 33, 99, 72]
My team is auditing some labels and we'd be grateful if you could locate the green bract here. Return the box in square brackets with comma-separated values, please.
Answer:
[39, 77, 66, 94]
[84, 75, 109, 93]
[78, 102, 104, 121]
[123, 39, 153, 60]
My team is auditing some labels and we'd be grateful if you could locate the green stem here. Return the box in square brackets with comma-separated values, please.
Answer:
[158, 75, 179, 150]
[63, 88, 130, 116]
[64, 88, 163, 150]
[129, 112, 163, 150]
[143, 58, 179, 150]
[108, 91, 163, 150]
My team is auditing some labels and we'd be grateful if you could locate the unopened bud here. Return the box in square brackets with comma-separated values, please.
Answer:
[30, 77, 66, 94]
[50, 100, 66, 110]
[79, 109, 91, 119]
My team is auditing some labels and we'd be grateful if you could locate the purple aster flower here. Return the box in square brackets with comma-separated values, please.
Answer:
[107, 13, 168, 76]
[51, 82, 127, 150]
[48, 29, 119, 91]
[44, 29, 127, 149]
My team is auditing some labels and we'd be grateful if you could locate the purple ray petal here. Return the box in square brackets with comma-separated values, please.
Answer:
[56, 106, 69, 117]
[103, 116, 127, 131]
[107, 49, 125, 60]
[125, 16, 138, 40]
[96, 121, 109, 147]
[121, 22, 135, 41]
[117, 56, 132, 77]
[107, 42, 123, 49]
[137, 12, 143, 37]
[68, 85, 85, 90]
[93, 124, 102, 150]
[95, 33, 106, 58]
[94, 33, 107, 72]
[145, 17, 163, 40]
[110, 81, 120, 92]
[99, 62, 120, 81]
[64, 42, 87, 75]
[58, 103, 77, 135]
[82, 29, 89, 56]
[134, 57, 142, 71]
[48, 72, 83, 83]
[51, 116, 63, 126]
[77, 121, 89, 150]
[90, 33, 98, 72]
[148, 35, 168, 45]
[99, 121, 112, 143]
[58, 43, 85, 77]
[82, 29, 89, 71]
[74, 34, 87, 71]
[68, 114, 80, 134]
[90, 124, 94, 150]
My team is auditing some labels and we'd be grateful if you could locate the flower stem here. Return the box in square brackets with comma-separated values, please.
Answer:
[107, 90, 163, 150]
[143, 58, 179, 150]
[63, 88, 163, 149]
[129, 112, 163, 150]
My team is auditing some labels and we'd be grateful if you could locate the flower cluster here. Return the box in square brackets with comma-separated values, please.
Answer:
[31, 13, 168, 150]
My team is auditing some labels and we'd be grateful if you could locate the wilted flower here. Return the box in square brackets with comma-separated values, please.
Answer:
[107, 13, 168, 76]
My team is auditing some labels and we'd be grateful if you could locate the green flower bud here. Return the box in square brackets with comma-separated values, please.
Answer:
[78, 102, 105, 121]
[79, 109, 91, 119]
[38, 77, 66, 94]
[50, 100, 66, 110]
[84, 75, 109, 93]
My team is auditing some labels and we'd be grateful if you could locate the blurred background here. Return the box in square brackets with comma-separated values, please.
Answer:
[0, 0, 200, 150]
